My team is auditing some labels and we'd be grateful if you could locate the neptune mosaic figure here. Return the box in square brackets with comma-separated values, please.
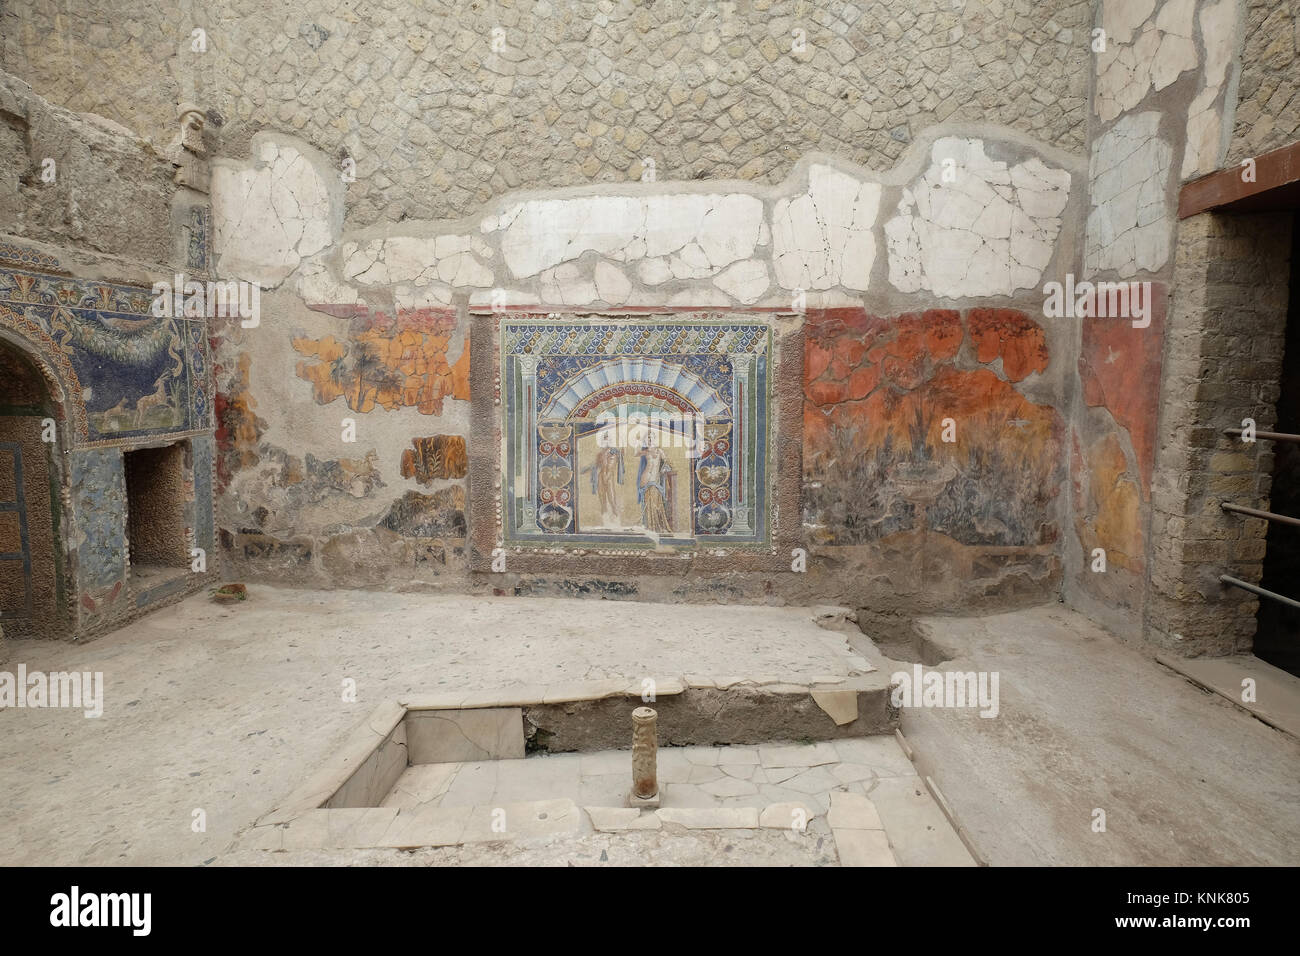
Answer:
[583, 444, 625, 529]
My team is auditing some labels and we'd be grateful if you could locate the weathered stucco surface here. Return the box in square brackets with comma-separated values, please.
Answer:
[0, 1, 1293, 642]
[0, 72, 175, 264]
[1066, 0, 1261, 638]
[205, 123, 1083, 608]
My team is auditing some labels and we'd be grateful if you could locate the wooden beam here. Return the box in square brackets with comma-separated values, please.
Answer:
[1178, 139, 1300, 219]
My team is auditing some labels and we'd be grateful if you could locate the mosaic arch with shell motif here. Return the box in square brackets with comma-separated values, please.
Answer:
[500, 317, 772, 550]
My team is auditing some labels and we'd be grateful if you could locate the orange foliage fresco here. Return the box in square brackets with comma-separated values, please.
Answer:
[803, 307, 1062, 548]
[293, 307, 470, 415]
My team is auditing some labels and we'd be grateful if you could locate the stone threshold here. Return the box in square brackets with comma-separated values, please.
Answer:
[1156, 652, 1300, 740]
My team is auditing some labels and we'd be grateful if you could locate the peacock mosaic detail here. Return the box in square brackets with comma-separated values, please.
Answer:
[500, 317, 772, 550]
[0, 242, 209, 446]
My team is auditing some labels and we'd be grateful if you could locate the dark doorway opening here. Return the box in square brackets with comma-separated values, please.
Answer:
[1256, 211, 1300, 677]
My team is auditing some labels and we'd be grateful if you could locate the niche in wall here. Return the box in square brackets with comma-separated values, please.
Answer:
[124, 441, 190, 585]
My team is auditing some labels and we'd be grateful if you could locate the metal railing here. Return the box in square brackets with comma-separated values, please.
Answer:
[1225, 427, 1300, 444]
[1219, 426, 1300, 608]
[1220, 502, 1300, 528]
[1219, 574, 1300, 610]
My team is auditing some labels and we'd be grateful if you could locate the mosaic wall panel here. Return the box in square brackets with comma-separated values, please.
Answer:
[191, 434, 216, 558]
[69, 446, 127, 613]
[500, 318, 773, 550]
[0, 242, 210, 447]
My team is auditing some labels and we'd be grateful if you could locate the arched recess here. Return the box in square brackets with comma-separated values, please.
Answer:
[543, 357, 729, 420]
[0, 324, 72, 639]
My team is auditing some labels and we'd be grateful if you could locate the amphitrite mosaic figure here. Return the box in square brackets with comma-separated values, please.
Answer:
[636, 439, 675, 534]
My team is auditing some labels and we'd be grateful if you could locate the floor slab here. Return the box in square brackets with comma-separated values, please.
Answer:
[855, 605, 1300, 866]
[1155, 652, 1300, 739]
[234, 738, 967, 865]
[0, 586, 868, 866]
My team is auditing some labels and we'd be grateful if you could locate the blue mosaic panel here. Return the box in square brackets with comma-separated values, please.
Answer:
[186, 205, 210, 273]
[69, 447, 126, 593]
[0, 248, 209, 445]
[191, 434, 215, 556]
[501, 318, 771, 550]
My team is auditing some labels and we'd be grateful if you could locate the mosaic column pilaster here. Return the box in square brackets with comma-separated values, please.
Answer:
[536, 421, 574, 533]
[731, 356, 752, 534]
[517, 355, 540, 533]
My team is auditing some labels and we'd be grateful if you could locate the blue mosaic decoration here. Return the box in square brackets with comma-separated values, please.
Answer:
[70, 447, 126, 592]
[0, 240, 62, 272]
[501, 318, 771, 550]
[191, 434, 215, 555]
[186, 205, 210, 273]
[0, 251, 210, 446]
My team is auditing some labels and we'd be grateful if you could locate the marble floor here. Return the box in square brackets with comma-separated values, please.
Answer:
[236, 737, 975, 866]
[0, 586, 871, 865]
[384, 738, 917, 816]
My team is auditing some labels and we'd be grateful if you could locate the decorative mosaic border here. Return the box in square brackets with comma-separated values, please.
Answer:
[0, 253, 212, 448]
[469, 310, 804, 576]
[500, 317, 774, 551]
[0, 302, 87, 441]
[0, 240, 63, 273]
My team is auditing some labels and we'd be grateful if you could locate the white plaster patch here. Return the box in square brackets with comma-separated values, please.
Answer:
[1181, 0, 1238, 179]
[468, 287, 534, 309]
[885, 138, 1070, 298]
[713, 259, 770, 304]
[667, 288, 732, 307]
[1095, 0, 1198, 123]
[592, 260, 632, 305]
[637, 257, 673, 286]
[1105, 0, 1157, 44]
[341, 234, 493, 288]
[697, 194, 767, 269]
[1183, 88, 1224, 180]
[394, 282, 453, 309]
[771, 165, 880, 291]
[539, 262, 598, 305]
[212, 141, 336, 288]
[1085, 111, 1173, 277]
[295, 260, 358, 306]
[496, 193, 762, 279]
[669, 242, 714, 280]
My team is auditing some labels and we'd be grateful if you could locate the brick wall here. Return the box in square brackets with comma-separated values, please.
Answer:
[1146, 210, 1293, 655]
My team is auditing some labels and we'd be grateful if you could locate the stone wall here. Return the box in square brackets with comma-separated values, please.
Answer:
[1146, 210, 1292, 656]
[1, 0, 1092, 227]
[5, 1, 1296, 634]
[1228, 0, 1300, 163]
[0, 72, 175, 265]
